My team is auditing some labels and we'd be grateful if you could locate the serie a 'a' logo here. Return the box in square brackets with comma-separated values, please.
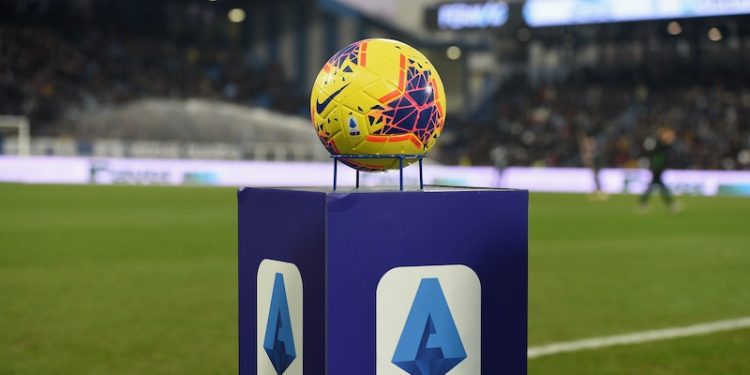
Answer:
[377, 265, 481, 375]
[393, 278, 467, 375]
[264, 273, 296, 374]
[257, 260, 303, 375]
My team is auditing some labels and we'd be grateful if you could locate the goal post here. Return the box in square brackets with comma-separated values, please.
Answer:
[0, 115, 30, 156]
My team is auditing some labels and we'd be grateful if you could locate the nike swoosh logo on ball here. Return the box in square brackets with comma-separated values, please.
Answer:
[316, 84, 349, 114]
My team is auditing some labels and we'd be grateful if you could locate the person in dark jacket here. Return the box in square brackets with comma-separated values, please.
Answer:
[638, 127, 681, 212]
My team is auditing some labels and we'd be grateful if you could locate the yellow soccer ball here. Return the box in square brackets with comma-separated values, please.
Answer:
[310, 38, 447, 171]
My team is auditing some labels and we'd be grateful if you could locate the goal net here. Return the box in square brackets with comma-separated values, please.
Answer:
[0, 115, 30, 156]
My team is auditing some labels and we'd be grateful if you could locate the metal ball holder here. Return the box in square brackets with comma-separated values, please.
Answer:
[331, 154, 425, 191]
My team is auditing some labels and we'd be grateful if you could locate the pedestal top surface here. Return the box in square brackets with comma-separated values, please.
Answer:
[239, 185, 524, 194]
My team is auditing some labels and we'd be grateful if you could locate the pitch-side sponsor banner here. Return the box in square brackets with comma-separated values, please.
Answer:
[1, 156, 748, 196]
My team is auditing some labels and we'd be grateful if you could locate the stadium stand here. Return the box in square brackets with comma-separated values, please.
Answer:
[441, 17, 750, 170]
[1, 1, 748, 169]
[0, 24, 306, 129]
[442, 76, 750, 170]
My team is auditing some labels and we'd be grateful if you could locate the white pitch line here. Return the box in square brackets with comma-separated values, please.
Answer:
[528, 316, 750, 359]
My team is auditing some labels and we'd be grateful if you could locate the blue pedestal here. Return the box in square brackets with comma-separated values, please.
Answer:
[238, 187, 528, 375]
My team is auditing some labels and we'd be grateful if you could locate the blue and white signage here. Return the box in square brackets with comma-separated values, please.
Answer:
[437, 1, 509, 30]
[524, 0, 750, 27]
[239, 187, 528, 373]
[377, 265, 481, 375]
[257, 259, 303, 375]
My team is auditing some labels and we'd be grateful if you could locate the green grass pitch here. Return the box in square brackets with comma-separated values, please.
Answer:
[1, 184, 748, 374]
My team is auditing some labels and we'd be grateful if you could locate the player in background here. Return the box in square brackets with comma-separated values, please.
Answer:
[638, 127, 681, 213]
[577, 132, 608, 201]
[490, 145, 508, 187]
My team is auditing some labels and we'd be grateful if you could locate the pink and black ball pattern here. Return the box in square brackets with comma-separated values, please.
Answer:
[311, 39, 446, 171]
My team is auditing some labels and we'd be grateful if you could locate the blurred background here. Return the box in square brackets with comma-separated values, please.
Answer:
[1, 0, 750, 190]
[1, 0, 749, 374]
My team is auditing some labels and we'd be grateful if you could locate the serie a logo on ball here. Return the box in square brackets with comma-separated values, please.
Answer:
[310, 38, 447, 171]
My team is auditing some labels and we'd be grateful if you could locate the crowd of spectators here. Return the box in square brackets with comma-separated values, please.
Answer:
[2, 3, 748, 170]
[0, 24, 305, 134]
[443, 70, 750, 171]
